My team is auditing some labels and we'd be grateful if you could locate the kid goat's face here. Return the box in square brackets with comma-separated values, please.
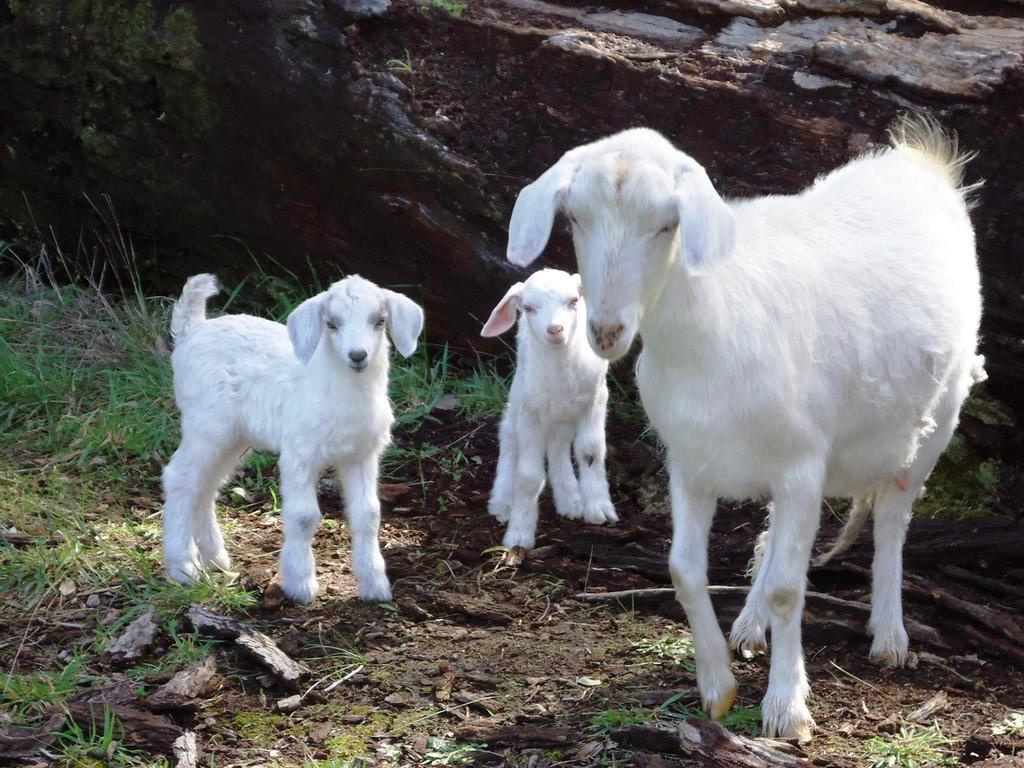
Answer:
[480, 269, 582, 348]
[321, 282, 389, 371]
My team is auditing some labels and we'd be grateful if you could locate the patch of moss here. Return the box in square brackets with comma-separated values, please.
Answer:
[231, 711, 295, 748]
[918, 434, 1002, 521]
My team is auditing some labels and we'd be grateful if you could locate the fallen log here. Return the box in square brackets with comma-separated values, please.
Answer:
[936, 565, 1024, 603]
[0, 710, 65, 760]
[66, 701, 182, 753]
[613, 720, 859, 767]
[186, 605, 311, 690]
[453, 721, 573, 746]
[901, 575, 1023, 648]
[575, 586, 949, 650]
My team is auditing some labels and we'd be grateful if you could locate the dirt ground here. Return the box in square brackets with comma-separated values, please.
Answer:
[8, 404, 1019, 767]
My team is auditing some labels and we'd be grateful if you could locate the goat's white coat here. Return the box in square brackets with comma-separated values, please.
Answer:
[481, 269, 616, 549]
[505, 120, 984, 741]
[162, 274, 423, 604]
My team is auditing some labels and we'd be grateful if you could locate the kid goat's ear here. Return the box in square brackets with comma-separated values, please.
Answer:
[287, 292, 327, 364]
[481, 282, 525, 337]
[382, 289, 425, 358]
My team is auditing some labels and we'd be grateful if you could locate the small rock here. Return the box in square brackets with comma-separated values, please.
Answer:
[58, 579, 76, 597]
[275, 694, 303, 712]
[86, 594, 101, 608]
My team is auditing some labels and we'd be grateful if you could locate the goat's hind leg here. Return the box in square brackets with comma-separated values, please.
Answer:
[730, 504, 774, 656]
[162, 436, 234, 583]
[191, 443, 246, 572]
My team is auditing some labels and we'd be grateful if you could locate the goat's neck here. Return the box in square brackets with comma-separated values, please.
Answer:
[640, 258, 723, 361]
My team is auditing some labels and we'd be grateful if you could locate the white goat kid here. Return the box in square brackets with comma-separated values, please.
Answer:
[505, 118, 983, 742]
[162, 274, 424, 605]
[481, 268, 617, 550]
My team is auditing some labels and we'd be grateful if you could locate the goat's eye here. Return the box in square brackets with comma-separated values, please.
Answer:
[326, 321, 339, 332]
[374, 315, 386, 329]
[524, 305, 537, 315]
[657, 223, 676, 236]
[568, 298, 579, 310]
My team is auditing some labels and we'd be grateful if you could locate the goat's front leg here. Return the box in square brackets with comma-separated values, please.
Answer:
[758, 470, 824, 743]
[338, 454, 392, 602]
[574, 386, 617, 524]
[489, 410, 518, 522]
[278, 455, 322, 605]
[503, 412, 546, 550]
[667, 461, 736, 720]
[548, 426, 583, 520]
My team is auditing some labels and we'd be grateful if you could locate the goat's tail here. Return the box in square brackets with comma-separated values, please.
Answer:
[813, 496, 872, 567]
[170, 273, 219, 343]
[888, 113, 983, 206]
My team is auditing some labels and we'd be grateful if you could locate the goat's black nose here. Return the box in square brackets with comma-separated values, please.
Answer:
[349, 349, 368, 363]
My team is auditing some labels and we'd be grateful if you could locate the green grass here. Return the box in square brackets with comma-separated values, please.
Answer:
[631, 633, 696, 671]
[992, 711, 1024, 737]
[0, 655, 89, 721]
[427, 0, 467, 17]
[864, 725, 954, 768]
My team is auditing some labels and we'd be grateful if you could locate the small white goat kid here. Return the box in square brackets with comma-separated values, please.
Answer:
[162, 274, 424, 605]
[481, 268, 617, 550]
[505, 118, 984, 741]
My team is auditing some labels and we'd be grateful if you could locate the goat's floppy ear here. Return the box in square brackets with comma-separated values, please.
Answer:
[673, 156, 736, 272]
[382, 289, 425, 358]
[507, 153, 580, 267]
[572, 273, 583, 295]
[287, 292, 327, 364]
[481, 282, 524, 337]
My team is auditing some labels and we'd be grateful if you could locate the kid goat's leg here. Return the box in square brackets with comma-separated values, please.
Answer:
[503, 412, 546, 550]
[575, 388, 616, 524]
[278, 454, 322, 605]
[489, 410, 518, 522]
[338, 454, 392, 602]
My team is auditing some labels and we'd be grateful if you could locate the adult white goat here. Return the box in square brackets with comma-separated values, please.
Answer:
[481, 268, 617, 549]
[162, 274, 424, 605]
[504, 117, 984, 741]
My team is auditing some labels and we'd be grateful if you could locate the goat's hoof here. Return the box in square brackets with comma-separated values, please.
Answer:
[165, 560, 202, 585]
[761, 694, 814, 743]
[281, 576, 320, 605]
[488, 501, 512, 523]
[729, 613, 768, 655]
[555, 497, 584, 520]
[868, 626, 909, 668]
[700, 672, 738, 721]
[358, 578, 393, 603]
[199, 546, 232, 572]
[502, 529, 536, 551]
[582, 499, 617, 525]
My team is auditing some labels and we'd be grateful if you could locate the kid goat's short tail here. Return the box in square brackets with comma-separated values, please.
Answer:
[170, 273, 219, 343]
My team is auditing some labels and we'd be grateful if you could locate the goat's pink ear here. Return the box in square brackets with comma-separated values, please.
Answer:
[572, 273, 582, 294]
[673, 154, 736, 273]
[507, 151, 582, 267]
[287, 292, 326, 364]
[481, 282, 524, 337]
